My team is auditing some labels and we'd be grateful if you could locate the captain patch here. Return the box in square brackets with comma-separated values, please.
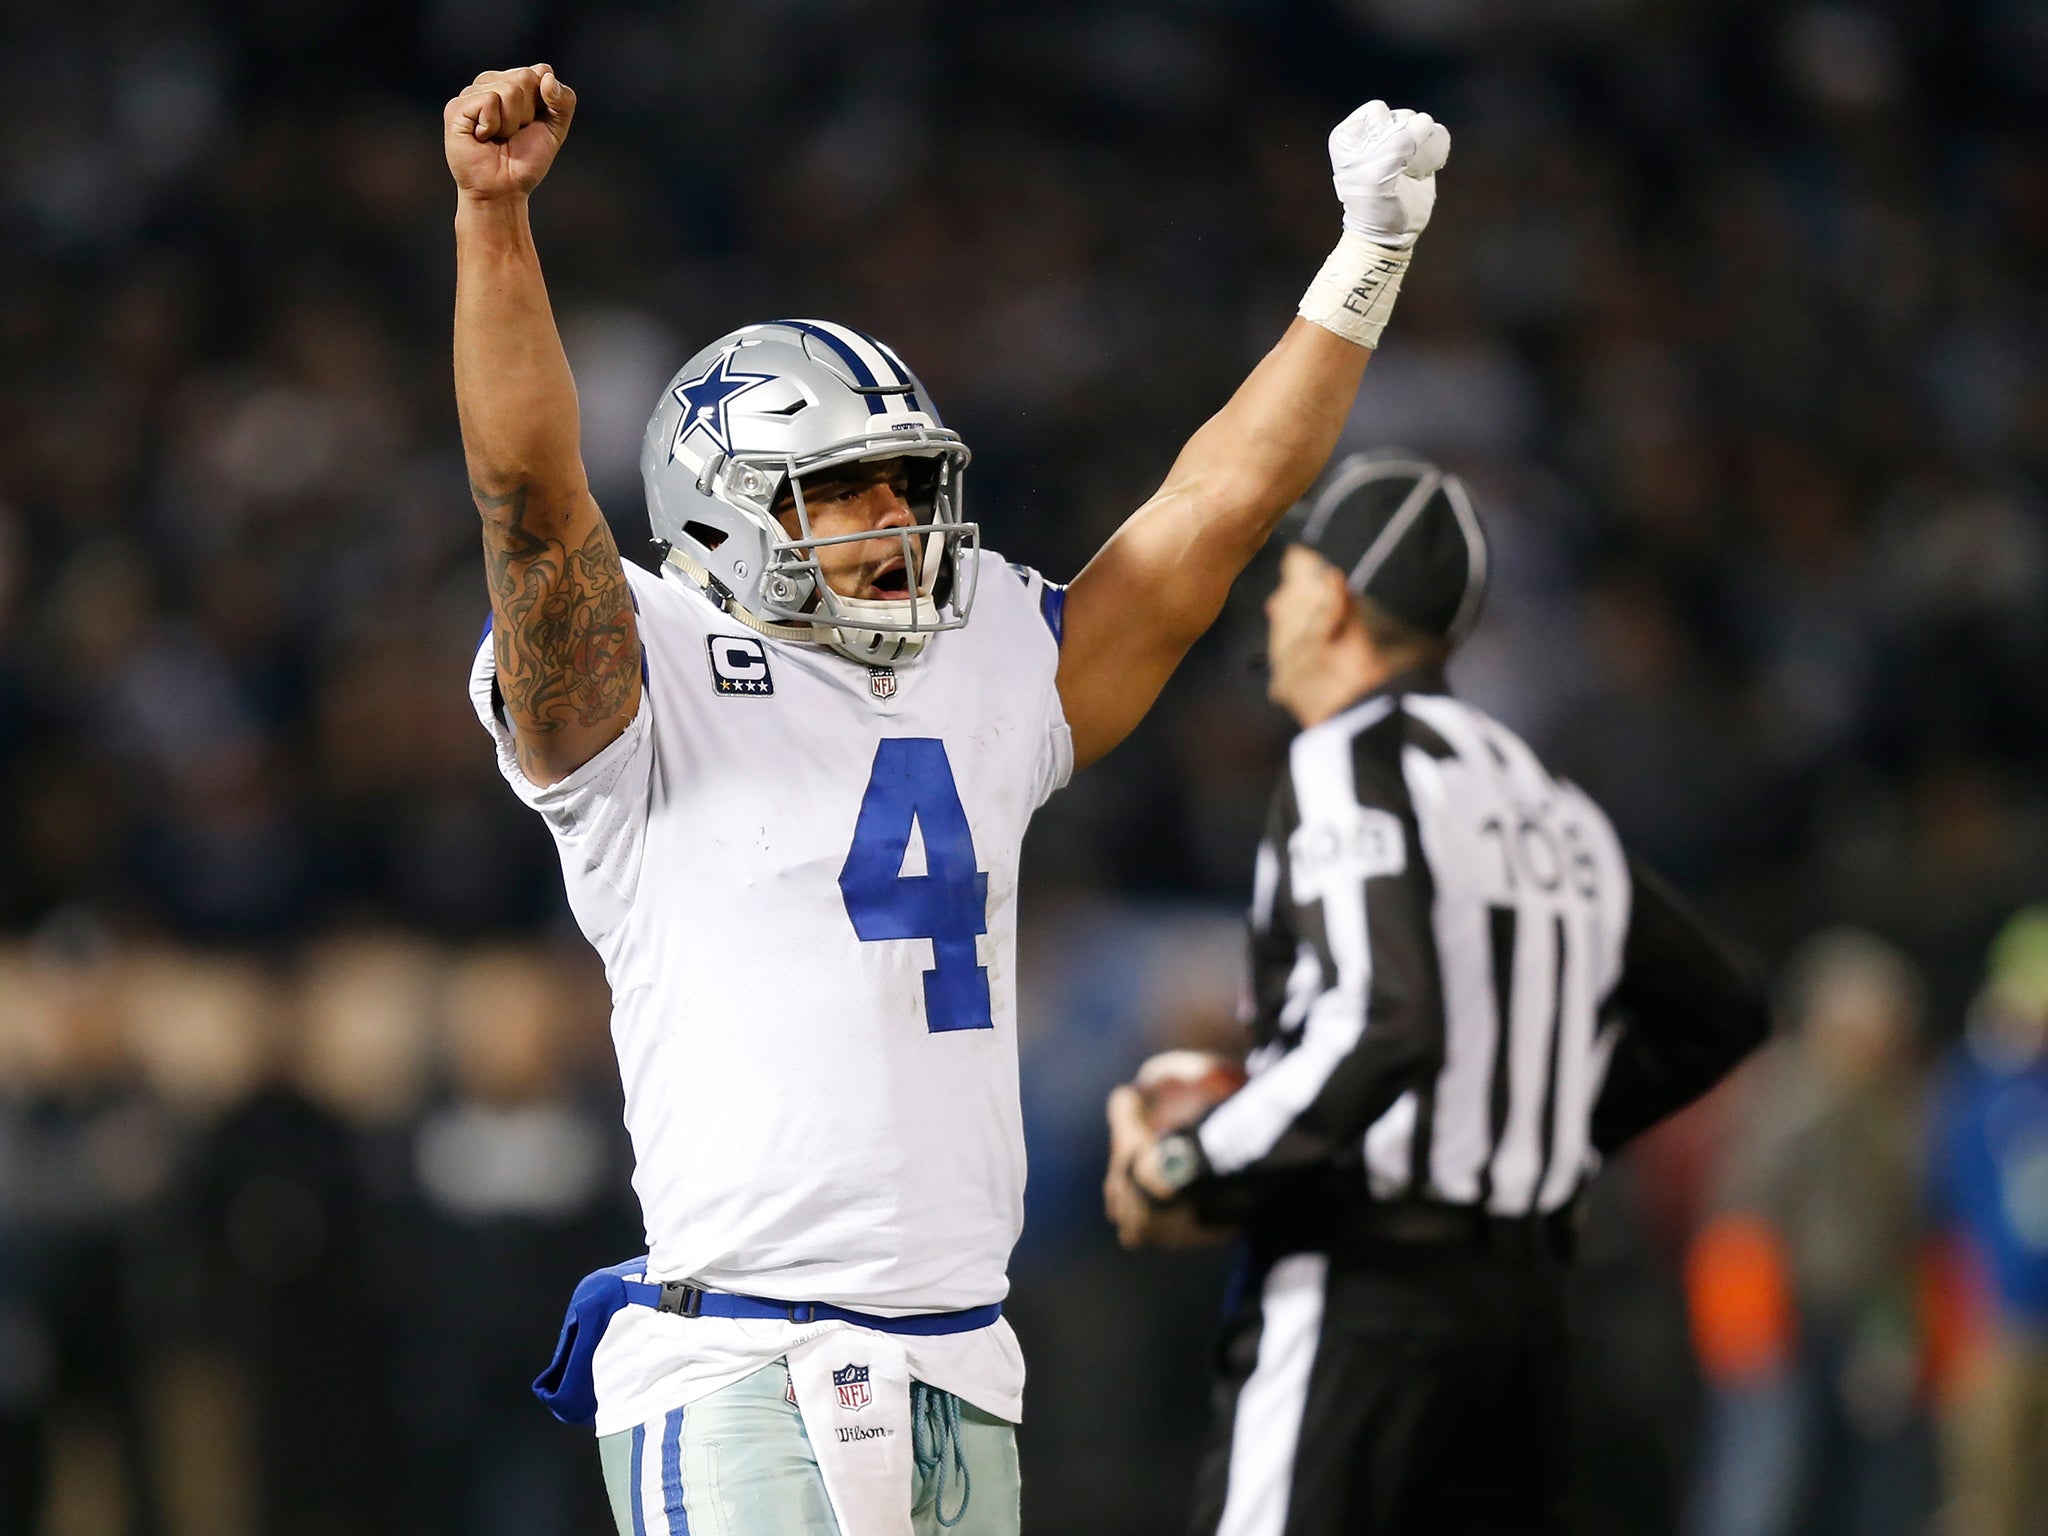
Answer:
[707, 635, 775, 696]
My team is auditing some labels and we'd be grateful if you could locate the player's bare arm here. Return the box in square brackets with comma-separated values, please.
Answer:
[1059, 320, 1368, 769]
[448, 64, 641, 787]
[1058, 103, 1449, 769]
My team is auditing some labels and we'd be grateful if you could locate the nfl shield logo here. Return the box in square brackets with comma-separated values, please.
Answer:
[833, 1362, 872, 1412]
[867, 667, 897, 700]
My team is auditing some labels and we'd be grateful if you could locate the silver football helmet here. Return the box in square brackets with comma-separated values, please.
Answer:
[640, 319, 977, 665]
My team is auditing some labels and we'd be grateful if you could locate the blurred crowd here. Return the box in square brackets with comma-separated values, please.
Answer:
[1671, 909, 2048, 1536]
[3, 0, 2046, 1531]
[0, 925, 637, 1536]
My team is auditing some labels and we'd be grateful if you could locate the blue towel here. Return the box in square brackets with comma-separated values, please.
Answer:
[532, 1258, 647, 1427]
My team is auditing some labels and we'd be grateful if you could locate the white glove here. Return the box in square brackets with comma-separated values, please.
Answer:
[1296, 100, 1449, 348]
[1329, 100, 1451, 250]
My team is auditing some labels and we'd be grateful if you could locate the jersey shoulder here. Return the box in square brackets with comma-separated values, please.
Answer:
[628, 560, 789, 695]
[626, 558, 724, 639]
[964, 548, 1067, 650]
[1401, 692, 1548, 785]
[1401, 691, 1625, 846]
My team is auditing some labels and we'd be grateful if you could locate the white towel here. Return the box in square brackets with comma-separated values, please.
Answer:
[787, 1331, 914, 1536]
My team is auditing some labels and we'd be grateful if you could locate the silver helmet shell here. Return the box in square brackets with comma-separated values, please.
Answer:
[640, 319, 977, 665]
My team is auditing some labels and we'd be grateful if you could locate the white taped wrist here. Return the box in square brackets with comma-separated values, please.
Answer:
[1297, 231, 1413, 350]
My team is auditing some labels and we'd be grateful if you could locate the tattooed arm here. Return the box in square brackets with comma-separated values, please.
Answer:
[447, 64, 640, 786]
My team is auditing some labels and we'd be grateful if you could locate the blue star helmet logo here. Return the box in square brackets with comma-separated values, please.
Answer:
[670, 349, 775, 458]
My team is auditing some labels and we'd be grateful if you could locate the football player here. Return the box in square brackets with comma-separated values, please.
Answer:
[445, 63, 1448, 1536]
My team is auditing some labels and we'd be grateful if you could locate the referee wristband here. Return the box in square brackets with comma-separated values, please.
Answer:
[1298, 230, 1413, 351]
[1136, 1131, 1211, 1207]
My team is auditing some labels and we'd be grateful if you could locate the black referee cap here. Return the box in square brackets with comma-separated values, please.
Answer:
[1292, 453, 1489, 644]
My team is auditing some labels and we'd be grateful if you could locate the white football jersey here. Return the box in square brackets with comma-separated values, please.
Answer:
[469, 548, 1071, 1429]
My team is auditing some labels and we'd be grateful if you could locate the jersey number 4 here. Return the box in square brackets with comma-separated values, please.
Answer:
[838, 738, 993, 1033]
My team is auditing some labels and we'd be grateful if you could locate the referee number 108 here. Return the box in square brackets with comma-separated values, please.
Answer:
[1477, 811, 1600, 901]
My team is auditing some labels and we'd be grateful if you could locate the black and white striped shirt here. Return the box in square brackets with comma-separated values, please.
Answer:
[1193, 668, 1766, 1221]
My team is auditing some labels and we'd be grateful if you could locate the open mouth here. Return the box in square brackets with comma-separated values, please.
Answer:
[871, 563, 912, 598]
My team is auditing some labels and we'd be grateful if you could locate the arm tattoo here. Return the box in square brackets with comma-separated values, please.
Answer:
[477, 482, 639, 759]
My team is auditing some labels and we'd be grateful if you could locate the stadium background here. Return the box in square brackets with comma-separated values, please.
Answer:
[3, 0, 2046, 1532]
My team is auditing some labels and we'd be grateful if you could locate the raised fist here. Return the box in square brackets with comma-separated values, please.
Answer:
[445, 65, 577, 202]
[1328, 101, 1451, 250]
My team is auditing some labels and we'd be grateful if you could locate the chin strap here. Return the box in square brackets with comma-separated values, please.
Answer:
[663, 545, 817, 644]
[828, 593, 937, 666]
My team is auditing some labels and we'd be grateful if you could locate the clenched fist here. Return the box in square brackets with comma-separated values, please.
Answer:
[1329, 100, 1450, 250]
[445, 65, 576, 202]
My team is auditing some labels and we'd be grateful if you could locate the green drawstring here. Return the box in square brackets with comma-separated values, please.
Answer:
[910, 1381, 972, 1528]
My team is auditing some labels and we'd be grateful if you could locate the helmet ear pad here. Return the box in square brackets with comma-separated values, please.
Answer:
[754, 481, 814, 613]
[761, 566, 818, 611]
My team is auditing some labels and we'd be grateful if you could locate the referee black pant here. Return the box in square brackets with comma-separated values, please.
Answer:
[1189, 1207, 1573, 1536]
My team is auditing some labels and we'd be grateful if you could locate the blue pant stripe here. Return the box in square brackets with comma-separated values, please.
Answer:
[661, 1405, 689, 1534]
[628, 1424, 648, 1536]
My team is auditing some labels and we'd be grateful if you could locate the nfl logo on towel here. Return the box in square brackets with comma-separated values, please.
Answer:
[833, 1363, 872, 1411]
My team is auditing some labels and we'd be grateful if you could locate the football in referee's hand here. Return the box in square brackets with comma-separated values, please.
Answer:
[1134, 1050, 1248, 1134]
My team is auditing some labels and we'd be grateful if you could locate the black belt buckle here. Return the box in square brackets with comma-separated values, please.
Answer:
[1478, 1208, 1575, 1264]
[786, 1302, 818, 1324]
[1477, 1213, 1537, 1261]
[659, 1281, 705, 1319]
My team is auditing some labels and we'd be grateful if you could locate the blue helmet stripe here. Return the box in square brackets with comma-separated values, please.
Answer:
[776, 319, 878, 385]
[869, 334, 936, 418]
[807, 318, 907, 390]
[774, 318, 912, 416]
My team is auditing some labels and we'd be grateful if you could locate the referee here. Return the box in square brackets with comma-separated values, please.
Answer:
[1105, 454, 1770, 1536]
